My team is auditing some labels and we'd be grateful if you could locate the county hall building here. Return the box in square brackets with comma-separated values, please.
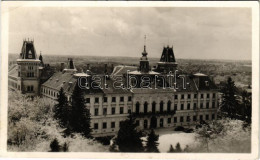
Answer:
[9, 40, 219, 137]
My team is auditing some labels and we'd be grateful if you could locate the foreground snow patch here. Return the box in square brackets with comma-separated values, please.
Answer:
[158, 132, 197, 152]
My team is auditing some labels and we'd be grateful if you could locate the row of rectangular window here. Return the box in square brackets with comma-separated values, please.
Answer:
[93, 101, 216, 116]
[86, 96, 132, 104]
[135, 114, 215, 127]
[135, 101, 216, 114]
[94, 114, 216, 129]
[27, 72, 35, 77]
[28, 66, 34, 70]
[94, 107, 129, 116]
[171, 114, 215, 123]
[178, 93, 216, 99]
[88, 93, 216, 104]
[42, 87, 59, 98]
[94, 121, 116, 129]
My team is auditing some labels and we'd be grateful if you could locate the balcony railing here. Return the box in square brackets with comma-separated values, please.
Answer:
[132, 110, 176, 118]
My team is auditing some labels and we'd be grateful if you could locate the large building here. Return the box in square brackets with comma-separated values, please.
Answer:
[9, 40, 219, 137]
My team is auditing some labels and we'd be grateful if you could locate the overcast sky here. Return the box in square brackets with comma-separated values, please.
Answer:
[8, 7, 251, 60]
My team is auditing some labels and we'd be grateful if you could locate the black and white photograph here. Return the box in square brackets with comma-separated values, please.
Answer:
[0, 1, 259, 159]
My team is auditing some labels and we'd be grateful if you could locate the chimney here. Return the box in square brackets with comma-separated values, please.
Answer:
[60, 63, 65, 71]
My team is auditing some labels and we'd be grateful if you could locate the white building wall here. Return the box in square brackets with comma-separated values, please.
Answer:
[39, 84, 219, 137]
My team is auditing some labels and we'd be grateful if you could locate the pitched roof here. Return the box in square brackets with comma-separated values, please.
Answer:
[174, 75, 198, 92]
[8, 64, 18, 78]
[42, 71, 129, 95]
[42, 72, 77, 94]
[111, 65, 137, 77]
[42, 65, 218, 96]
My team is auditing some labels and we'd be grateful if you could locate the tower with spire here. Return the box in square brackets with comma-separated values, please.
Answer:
[39, 51, 44, 66]
[139, 35, 150, 73]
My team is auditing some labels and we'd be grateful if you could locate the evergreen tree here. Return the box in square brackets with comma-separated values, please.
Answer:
[53, 87, 69, 127]
[220, 77, 239, 118]
[168, 144, 175, 153]
[175, 142, 182, 152]
[69, 82, 92, 138]
[146, 129, 159, 152]
[241, 90, 251, 123]
[62, 142, 69, 152]
[50, 138, 60, 152]
[183, 145, 190, 152]
[115, 115, 144, 152]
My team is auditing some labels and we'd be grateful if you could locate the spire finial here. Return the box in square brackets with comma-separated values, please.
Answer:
[143, 35, 147, 53]
[144, 35, 146, 46]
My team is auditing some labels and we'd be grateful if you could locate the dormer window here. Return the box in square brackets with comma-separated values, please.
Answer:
[205, 81, 209, 86]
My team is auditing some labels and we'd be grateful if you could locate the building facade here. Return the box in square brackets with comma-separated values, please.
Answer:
[9, 40, 219, 137]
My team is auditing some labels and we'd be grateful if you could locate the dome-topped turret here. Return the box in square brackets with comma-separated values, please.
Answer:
[139, 45, 150, 73]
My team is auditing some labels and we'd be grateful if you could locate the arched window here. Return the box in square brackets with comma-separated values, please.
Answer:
[167, 101, 171, 112]
[160, 101, 164, 113]
[136, 102, 140, 114]
[144, 102, 148, 113]
[152, 102, 156, 113]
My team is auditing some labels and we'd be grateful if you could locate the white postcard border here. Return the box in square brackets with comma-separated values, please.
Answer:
[0, 1, 259, 159]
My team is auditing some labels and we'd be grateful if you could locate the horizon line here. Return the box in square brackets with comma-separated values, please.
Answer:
[8, 52, 252, 62]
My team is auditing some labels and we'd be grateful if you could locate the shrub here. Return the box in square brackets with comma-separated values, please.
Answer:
[174, 126, 185, 131]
